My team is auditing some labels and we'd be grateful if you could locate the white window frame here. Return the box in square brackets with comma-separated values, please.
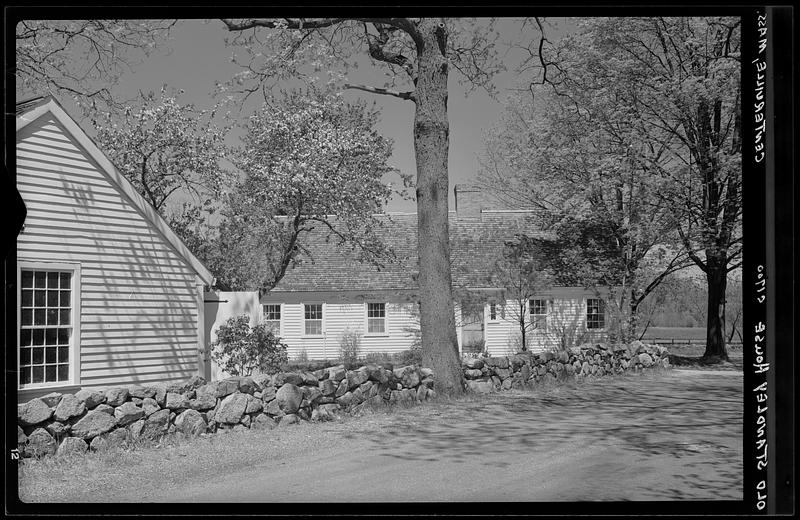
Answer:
[18, 261, 81, 390]
[529, 298, 548, 332]
[261, 303, 282, 335]
[302, 302, 325, 337]
[486, 301, 503, 323]
[586, 298, 606, 330]
[364, 302, 389, 336]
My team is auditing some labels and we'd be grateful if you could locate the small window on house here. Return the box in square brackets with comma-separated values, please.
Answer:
[488, 303, 498, 321]
[20, 269, 73, 386]
[262, 304, 281, 333]
[587, 298, 606, 329]
[304, 304, 323, 336]
[367, 302, 387, 334]
[529, 299, 548, 330]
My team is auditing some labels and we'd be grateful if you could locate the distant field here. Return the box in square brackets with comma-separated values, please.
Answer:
[642, 327, 707, 341]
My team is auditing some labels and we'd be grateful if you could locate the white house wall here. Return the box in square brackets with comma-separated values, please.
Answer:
[16, 115, 202, 394]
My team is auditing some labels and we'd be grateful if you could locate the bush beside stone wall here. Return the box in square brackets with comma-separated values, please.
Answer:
[17, 341, 668, 459]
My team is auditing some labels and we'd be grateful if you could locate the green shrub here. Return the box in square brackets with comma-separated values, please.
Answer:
[338, 328, 363, 365]
[211, 315, 288, 376]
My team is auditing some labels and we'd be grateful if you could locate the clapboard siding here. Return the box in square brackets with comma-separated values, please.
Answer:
[16, 114, 201, 391]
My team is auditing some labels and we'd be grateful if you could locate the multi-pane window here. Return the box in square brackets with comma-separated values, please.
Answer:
[304, 303, 323, 336]
[366, 302, 387, 334]
[262, 304, 281, 333]
[587, 298, 606, 329]
[488, 302, 498, 321]
[20, 270, 72, 386]
[529, 299, 548, 330]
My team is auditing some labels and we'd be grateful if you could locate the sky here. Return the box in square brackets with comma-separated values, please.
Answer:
[49, 18, 555, 213]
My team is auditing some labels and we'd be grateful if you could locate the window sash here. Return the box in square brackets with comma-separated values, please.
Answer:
[586, 299, 606, 329]
[20, 268, 74, 386]
[304, 304, 323, 335]
[366, 303, 387, 334]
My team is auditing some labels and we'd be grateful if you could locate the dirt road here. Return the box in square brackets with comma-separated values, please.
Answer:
[19, 369, 742, 503]
[156, 369, 743, 502]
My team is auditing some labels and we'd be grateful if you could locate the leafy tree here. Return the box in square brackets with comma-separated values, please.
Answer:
[483, 17, 740, 358]
[92, 87, 230, 216]
[211, 315, 289, 376]
[215, 17, 526, 394]
[15, 19, 176, 114]
[225, 88, 397, 291]
[541, 17, 742, 360]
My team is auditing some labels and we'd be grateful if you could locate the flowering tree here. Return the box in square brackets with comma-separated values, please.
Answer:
[92, 87, 230, 216]
[219, 89, 397, 292]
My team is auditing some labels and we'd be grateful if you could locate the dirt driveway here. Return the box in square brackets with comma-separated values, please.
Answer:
[19, 369, 742, 503]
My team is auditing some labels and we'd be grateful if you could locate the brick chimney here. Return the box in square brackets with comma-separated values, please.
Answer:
[454, 184, 483, 218]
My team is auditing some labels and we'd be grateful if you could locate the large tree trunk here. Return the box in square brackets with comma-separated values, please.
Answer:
[703, 256, 729, 360]
[414, 20, 464, 395]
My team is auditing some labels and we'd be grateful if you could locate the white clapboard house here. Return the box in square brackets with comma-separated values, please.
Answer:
[260, 185, 608, 360]
[15, 96, 214, 401]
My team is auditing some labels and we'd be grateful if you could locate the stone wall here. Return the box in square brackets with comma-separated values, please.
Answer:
[17, 341, 668, 459]
[17, 364, 435, 459]
[462, 340, 671, 393]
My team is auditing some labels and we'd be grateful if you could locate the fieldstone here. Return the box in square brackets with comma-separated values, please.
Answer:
[18, 398, 53, 426]
[188, 392, 216, 411]
[416, 385, 428, 401]
[128, 419, 145, 440]
[300, 372, 319, 386]
[638, 353, 654, 367]
[466, 380, 494, 393]
[53, 394, 86, 422]
[114, 402, 145, 426]
[393, 366, 421, 388]
[70, 410, 116, 440]
[252, 373, 272, 390]
[55, 436, 87, 458]
[239, 414, 252, 427]
[494, 367, 512, 379]
[251, 413, 277, 431]
[233, 376, 256, 394]
[276, 383, 303, 414]
[18, 426, 27, 445]
[23, 428, 57, 458]
[216, 393, 249, 424]
[464, 369, 483, 379]
[216, 379, 240, 398]
[127, 385, 154, 399]
[320, 379, 338, 396]
[465, 358, 484, 370]
[274, 372, 304, 387]
[185, 375, 207, 390]
[104, 387, 130, 407]
[136, 398, 158, 417]
[94, 403, 115, 416]
[501, 378, 513, 390]
[245, 394, 263, 414]
[327, 366, 347, 382]
[140, 408, 170, 438]
[278, 414, 300, 427]
[581, 361, 590, 374]
[260, 385, 277, 402]
[165, 392, 190, 411]
[232, 424, 248, 433]
[346, 370, 369, 390]
[175, 409, 207, 436]
[39, 392, 64, 408]
[297, 408, 311, 421]
[264, 399, 284, 418]
[335, 379, 349, 397]
[90, 428, 129, 452]
[361, 364, 385, 383]
[303, 386, 323, 405]
[491, 376, 502, 388]
[74, 389, 105, 409]
[485, 356, 510, 369]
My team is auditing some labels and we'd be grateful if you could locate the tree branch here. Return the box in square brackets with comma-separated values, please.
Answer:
[344, 83, 415, 101]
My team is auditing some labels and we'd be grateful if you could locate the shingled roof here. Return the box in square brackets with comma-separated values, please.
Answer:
[269, 210, 554, 293]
